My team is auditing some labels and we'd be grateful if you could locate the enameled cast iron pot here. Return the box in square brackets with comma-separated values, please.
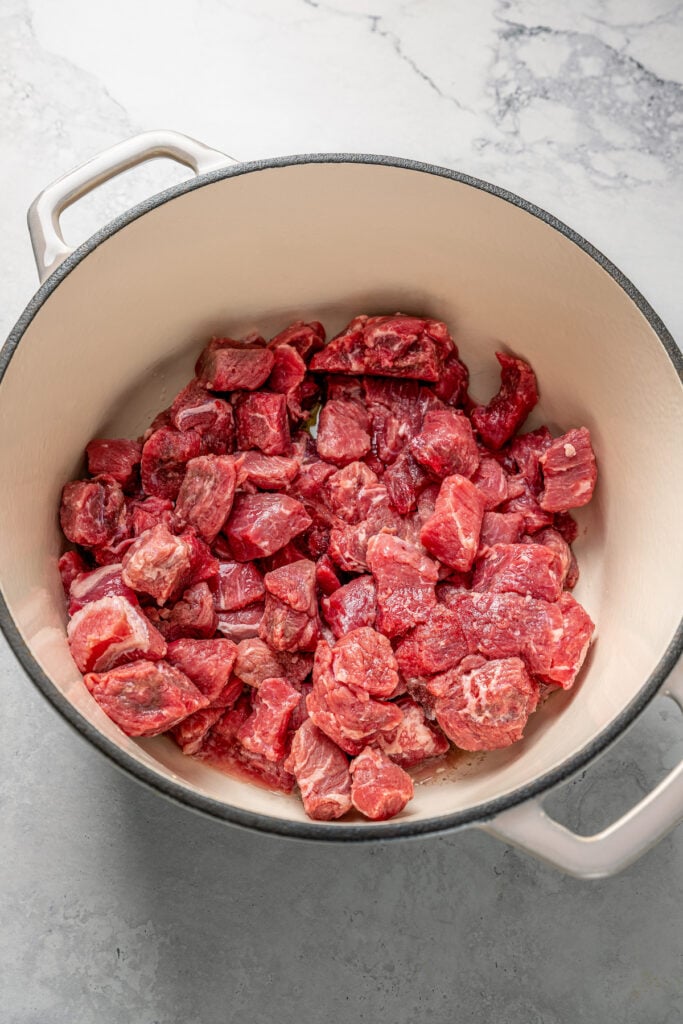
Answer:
[1, 131, 682, 878]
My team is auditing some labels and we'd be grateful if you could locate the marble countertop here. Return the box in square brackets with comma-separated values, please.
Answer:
[1, 1, 681, 1021]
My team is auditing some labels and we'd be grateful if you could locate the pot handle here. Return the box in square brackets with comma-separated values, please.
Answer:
[27, 129, 235, 283]
[479, 665, 683, 878]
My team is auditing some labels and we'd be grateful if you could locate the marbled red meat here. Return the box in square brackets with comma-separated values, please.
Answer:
[147, 581, 218, 641]
[420, 474, 486, 571]
[471, 457, 509, 510]
[236, 391, 290, 456]
[394, 604, 469, 679]
[269, 320, 325, 360]
[260, 559, 321, 653]
[315, 554, 342, 596]
[171, 706, 225, 755]
[311, 314, 454, 381]
[215, 605, 264, 642]
[411, 408, 479, 479]
[326, 462, 386, 524]
[86, 439, 142, 490]
[284, 719, 352, 820]
[509, 427, 552, 491]
[140, 427, 201, 501]
[238, 677, 302, 762]
[539, 427, 597, 511]
[84, 659, 207, 736]
[543, 592, 595, 688]
[169, 380, 235, 453]
[60, 477, 126, 548]
[471, 353, 538, 450]
[68, 595, 167, 673]
[121, 524, 192, 604]
[68, 563, 138, 615]
[233, 636, 313, 689]
[350, 746, 414, 820]
[472, 542, 564, 602]
[267, 343, 307, 395]
[225, 493, 312, 561]
[478, 511, 524, 550]
[210, 560, 265, 611]
[58, 550, 90, 594]
[376, 697, 449, 767]
[129, 495, 175, 536]
[238, 452, 300, 490]
[384, 450, 431, 514]
[165, 637, 238, 702]
[366, 533, 438, 638]
[196, 339, 274, 391]
[174, 454, 236, 543]
[316, 399, 371, 466]
[321, 576, 377, 638]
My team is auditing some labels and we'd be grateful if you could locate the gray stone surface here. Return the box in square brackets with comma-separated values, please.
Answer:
[1, 1, 682, 1021]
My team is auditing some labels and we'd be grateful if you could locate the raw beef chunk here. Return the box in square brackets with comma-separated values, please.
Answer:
[478, 511, 524, 550]
[84, 659, 207, 736]
[307, 637, 403, 755]
[166, 637, 238, 701]
[260, 559, 321, 653]
[170, 380, 235, 452]
[553, 511, 579, 544]
[147, 581, 218, 641]
[68, 563, 138, 614]
[471, 457, 509, 510]
[539, 428, 597, 511]
[290, 459, 336, 501]
[67, 595, 167, 673]
[129, 495, 175, 536]
[225, 493, 312, 560]
[122, 524, 192, 604]
[326, 462, 386, 524]
[321, 576, 377, 638]
[233, 637, 312, 689]
[384, 450, 431, 514]
[543, 592, 595, 688]
[315, 555, 342, 596]
[510, 427, 552, 490]
[58, 550, 90, 593]
[238, 452, 300, 490]
[267, 343, 306, 394]
[455, 592, 565, 677]
[269, 320, 326, 360]
[236, 392, 290, 456]
[284, 719, 352, 820]
[196, 339, 274, 391]
[60, 477, 125, 547]
[237, 677, 302, 761]
[175, 455, 236, 543]
[86, 439, 142, 489]
[350, 746, 414, 820]
[528, 528, 572, 586]
[211, 561, 265, 611]
[429, 655, 539, 750]
[472, 543, 564, 602]
[366, 533, 438, 638]
[394, 605, 468, 679]
[471, 353, 538, 449]
[411, 408, 479, 479]
[311, 314, 454, 382]
[171, 706, 225, 755]
[216, 605, 264, 642]
[377, 698, 449, 767]
[420, 474, 486, 571]
[434, 350, 470, 405]
[141, 426, 201, 500]
[316, 399, 371, 465]
[501, 478, 554, 534]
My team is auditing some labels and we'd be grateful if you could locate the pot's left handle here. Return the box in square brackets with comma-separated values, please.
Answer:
[28, 130, 236, 283]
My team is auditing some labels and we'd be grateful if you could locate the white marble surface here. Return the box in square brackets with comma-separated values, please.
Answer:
[1, 1, 682, 1022]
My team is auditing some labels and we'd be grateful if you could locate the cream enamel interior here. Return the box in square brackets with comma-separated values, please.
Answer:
[1, 161, 682, 828]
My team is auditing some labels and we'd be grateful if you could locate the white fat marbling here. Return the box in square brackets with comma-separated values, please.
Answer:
[1, 3, 682, 1022]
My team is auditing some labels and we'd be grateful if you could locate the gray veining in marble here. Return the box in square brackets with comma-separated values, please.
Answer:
[1, 1, 682, 1021]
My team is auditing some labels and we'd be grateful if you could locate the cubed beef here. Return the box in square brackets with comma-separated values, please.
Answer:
[429, 654, 539, 751]
[290, 459, 336, 501]
[129, 496, 175, 536]
[141, 427, 202, 500]
[543, 592, 595, 688]
[170, 706, 225, 755]
[68, 563, 138, 615]
[328, 501, 403, 573]
[238, 452, 300, 490]
[58, 550, 90, 594]
[500, 478, 554, 534]
[472, 542, 564, 602]
[122, 524, 192, 604]
[67, 595, 167, 673]
[225, 493, 312, 561]
[471, 353, 539, 449]
[165, 637, 238, 702]
[411, 408, 479, 479]
[84, 659, 208, 737]
[196, 339, 274, 391]
[539, 428, 597, 512]
[420, 474, 486, 571]
[216, 605, 264, 642]
[311, 314, 454, 381]
[233, 636, 313, 689]
[86, 439, 142, 489]
[384, 450, 431, 514]
[315, 555, 342, 596]
[350, 746, 414, 820]
[366, 533, 438, 638]
[471, 457, 509, 510]
[197, 700, 295, 793]
[326, 462, 387, 524]
[527, 527, 572, 586]
[434, 350, 469, 406]
[260, 559, 321, 653]
[553, 511, 579, 544]
[237, 677, 302, 761]
[376, 697, 449, 767]
[322, 576, 377, 638]
[316, 399, 371, 466]
[211, 561, 265, 611]
[509, 427, 553, 491]
[284, 719, 352, 820]
[147, 581, 218, 641]
[327, 627, 399, 698]
[170, 380, 235, 453]
[175, 455, 237, 543]
[236, 392, 290, 456]
[60, 477, 126, 548]
[394, 605, 469, 679]
[478, 511, 524, 550]
[267, 343, 307, 394]
[269, 320, 326, 360]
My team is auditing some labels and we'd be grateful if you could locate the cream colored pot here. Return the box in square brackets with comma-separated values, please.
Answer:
[2, 131, 682, 878]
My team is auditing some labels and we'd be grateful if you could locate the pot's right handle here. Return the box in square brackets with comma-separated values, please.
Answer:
[28, 130, 236, 283]
[480, 665, 683, 878]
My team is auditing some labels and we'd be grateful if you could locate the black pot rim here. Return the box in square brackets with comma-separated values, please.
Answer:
[1, 152, 682, 842]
